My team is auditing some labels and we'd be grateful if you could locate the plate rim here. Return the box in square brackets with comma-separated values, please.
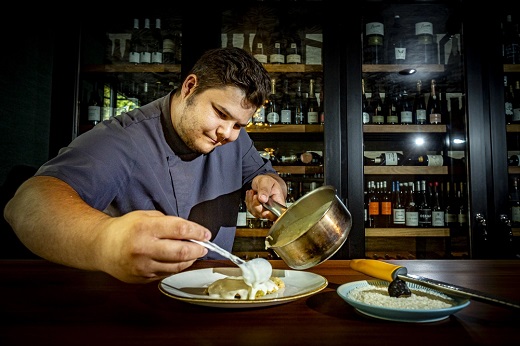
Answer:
[337, 279, 471, 323]
[158, 267, 328, 308]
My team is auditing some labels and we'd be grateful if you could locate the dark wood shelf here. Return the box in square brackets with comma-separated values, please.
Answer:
[362, 64, 445, 73]
[364, 166, 448, 175]
[246, 124, 323, 133]
[504, 64, 520, 73]
[365, 228, 450, 237]
[363, 124, 446, 133]
[273, 166, 324, 174]
[82, 63, 181, 73]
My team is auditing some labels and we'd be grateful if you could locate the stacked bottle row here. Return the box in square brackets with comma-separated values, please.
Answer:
[261, 148, 323, 166]
[502, 14, 520, 64]
[82, 78, 173, 128]
[364, 152, 465, 167]
[364, 179, 468, 229]
[362, 79, 465, 125]
[252, 78, 324, 125]
[504, 76, 520, 124]
[105, 17, 182, 65]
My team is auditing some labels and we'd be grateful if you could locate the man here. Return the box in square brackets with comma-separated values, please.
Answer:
[4, 47, 286, 284]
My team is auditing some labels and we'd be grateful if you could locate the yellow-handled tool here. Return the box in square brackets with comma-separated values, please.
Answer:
[350, 259, 520, 310]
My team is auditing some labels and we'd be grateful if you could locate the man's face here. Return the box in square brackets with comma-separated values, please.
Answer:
[174, 85, 257, 154]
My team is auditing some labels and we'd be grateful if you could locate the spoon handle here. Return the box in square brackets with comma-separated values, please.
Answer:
[190, 239, 245, 265]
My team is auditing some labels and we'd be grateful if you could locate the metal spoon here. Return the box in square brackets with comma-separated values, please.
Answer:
[189, 239, 272, 286]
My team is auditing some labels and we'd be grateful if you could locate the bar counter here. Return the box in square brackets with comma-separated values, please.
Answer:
[1, 259, 519, 345]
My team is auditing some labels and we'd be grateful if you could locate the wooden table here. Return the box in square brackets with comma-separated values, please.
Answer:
[1, 259, 519, 346]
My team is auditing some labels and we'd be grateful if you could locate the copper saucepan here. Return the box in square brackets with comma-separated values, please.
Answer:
[262, 185, 352, 270]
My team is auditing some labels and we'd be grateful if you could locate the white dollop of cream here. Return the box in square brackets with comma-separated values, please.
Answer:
[207, 276, 279, 300]
[238, 257, 273, 299]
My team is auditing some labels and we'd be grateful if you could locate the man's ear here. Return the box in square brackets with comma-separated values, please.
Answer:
[181, 74, 197, 97]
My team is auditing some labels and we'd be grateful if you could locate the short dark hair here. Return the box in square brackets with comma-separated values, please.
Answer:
[187, 47, 270, 110]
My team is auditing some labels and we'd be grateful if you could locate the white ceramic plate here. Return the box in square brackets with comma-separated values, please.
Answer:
[337, 280, 470, 323]
[159, 267, 328, 308]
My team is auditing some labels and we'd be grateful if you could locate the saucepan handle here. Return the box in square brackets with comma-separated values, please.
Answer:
[261, 198, 287, 219]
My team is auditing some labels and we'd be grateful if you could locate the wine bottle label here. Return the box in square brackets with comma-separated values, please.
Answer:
[267, 112, 280, 124]
[429, 113, 442, 124]
[287, 53, 301, 64]
[405, 211, 419, 226]
[416, 109, 427, 123]
[381, 201, 392, 215]
[366, 22, 384, 37]
[88, 105, 101, 122]
[236, 212, 247, 227]
[369, 202, 379, 215]
[400, 110, 412, 123]
[383, 152, 399, 165]
[372, 115, 384, 124]
[431, 211, 445, 227]
[393, 208, 405, 224]
[458, 213, 468, 225]
[427, 155, 444, 166]
[307, 111, 319, 124]
[386, 115, 398, 124]
[445, 213, 457, 223]
[281, 110, 291, 124]
[512, 206, 520, 223]
[513, 108, 520, 122]
[395, 47, 406, 61]
[418, 208, 432, 226]
[415, 22, 433, 36]
[254, 107, 266, 123]
[362, 111, 370, 124]
[140, 52, 151, 64]
[270, 53, 285, 64]
[151, 52, 163, 64]
[129, 52, 140, 64]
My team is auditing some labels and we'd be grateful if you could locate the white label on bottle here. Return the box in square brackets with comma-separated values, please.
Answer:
[427, 155, 443, 166]
[88, 105, 101, 122]
[512, 206, 520, 223]
[513, 108, 520, 122]
[281, 110, 291, 123]
[254, 54, 268, 63]
[267, 112, 280, 124]
[307, 111, 319, 124]
[400, 110, 412, 123]
[237, 212, 247, 227]
[384, 152, 399, 165]
[363, 112, 370, 124]
[432, 211, 445, 226]
[270, 54, 285, 64]
[254, 107, 265, 123]
[129, 52, 140, 64]
[140, 52, 151, 64]
[395, 47, 406, 61]
[429, 113, 442, 124]
[416, 109, 427, 122]
[151, 52, 163, 64]
[405, 211, 419, 226]
[505, 101, 513, 116]
[387, 115, 398, 124]
[287, 53, 301, 64]
[393, 208, 406, 224]
[372, 115, 384, 124]
[415, 22, 433, 36]
[366, 22, 384, 36]
[458, 212, 468, 225]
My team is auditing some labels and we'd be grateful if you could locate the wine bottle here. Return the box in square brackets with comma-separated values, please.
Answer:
[387, 14, 407, 64]
[162, 29, 176, 64]
[364, 152, 404, 166]
[385, 87, 399, 124]
[457, 182, 468, 230]
[503, 14, 520, 64]
[444, 182, 459, 230]
[418, 180, 432, 228]
[371, 85, 384, 125]
[510, 177, 520, 226]
[129, 18, 141, 64]
[252, 103, 266, 126]
[431, 181, 445, 227]
[367, 181, 380, 228]
[266, 78, 280, 125]
[413, 21, 436, 64]
[512, 80, 520, 123]
[306, 79, 319, 124]
[139, 18, 152, 64]
[392, 180, 406, 226]
[269, 28, 285, 64]
[399, 89, 413, 124]
[285, 24, 302, 64]
[294, 80, 305, 124]
[414, 80, 427, 125]
[285, 181, 296, 208]
[299, 151, 323, 165]
[364, 20, 384, 64]
[87, 82, 102, 126]
[236, 197, 247, 227]
[405, 182, 419, 227]
[380, 180, 392, 228]
[362, 79, 372, 124]
[427, 79, 442, 124]
[505, 78, 514, 124]
[151, 18, 163, 64]
[252, 22, 268, 64]
[280, 79, 292, 124]
[404, 154, 447, 167]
